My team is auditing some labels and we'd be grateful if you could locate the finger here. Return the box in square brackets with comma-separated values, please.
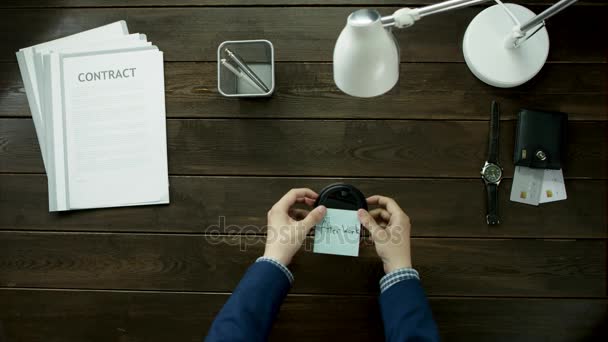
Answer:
[295, 197, 317, 207]
[304, 197, 316, 206]
[274, 188, 318, 211]
[299, 205, 327, 233]
[367, 195, 404, 215]
[288, 208, 310, 220]
[369, 208, 391, 223]
[357, 209, 383, 239]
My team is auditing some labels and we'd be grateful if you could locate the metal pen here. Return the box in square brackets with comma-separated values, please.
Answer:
[224, 48, 270, 93]
[220, 59, 266, 93]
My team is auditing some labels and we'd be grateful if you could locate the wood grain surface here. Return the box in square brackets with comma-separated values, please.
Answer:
[0, 232, 605, 296]
[0, 175, 606, 238]
[1, 289, 606, 342]
[2, 0, 604, 7]
[1, 6, 606, 62]
[2, 62, 606, 120]
[0, 0, 606, 341]
[1, 118, 606, 178]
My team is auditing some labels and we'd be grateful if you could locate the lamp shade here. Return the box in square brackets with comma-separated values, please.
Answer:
[333, 9, 400, 98]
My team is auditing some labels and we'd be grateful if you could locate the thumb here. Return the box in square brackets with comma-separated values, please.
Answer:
[358, 209, 382, 239]
[300, 205, 327, 233]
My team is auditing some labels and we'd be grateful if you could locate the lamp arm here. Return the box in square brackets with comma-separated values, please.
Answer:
[382, 0, 492, 28]
[417, 0, 492, 17]
[519, 0, 577, 33]
[502, 0, 577, 48]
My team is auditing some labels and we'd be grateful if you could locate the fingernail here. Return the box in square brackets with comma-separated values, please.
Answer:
[318, 205, 326, 213]
[357, 209, 365, 216]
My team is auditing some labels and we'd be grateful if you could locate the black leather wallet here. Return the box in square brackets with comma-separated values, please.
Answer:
[514, 109, 567, 169]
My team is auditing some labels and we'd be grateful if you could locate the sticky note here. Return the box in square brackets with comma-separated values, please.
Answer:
[313, 208, 361, 257]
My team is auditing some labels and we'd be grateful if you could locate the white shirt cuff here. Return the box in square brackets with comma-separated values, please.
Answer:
[379, 268, 420, 293]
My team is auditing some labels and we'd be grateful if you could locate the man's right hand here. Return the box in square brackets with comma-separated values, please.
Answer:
[358, 195, 413, 274]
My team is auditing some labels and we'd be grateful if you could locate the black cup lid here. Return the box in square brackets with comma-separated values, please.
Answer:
[314, 183, 367, 211]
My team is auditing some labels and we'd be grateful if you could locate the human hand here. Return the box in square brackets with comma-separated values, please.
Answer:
[263, 188, 327, 266]
[358, 195, 412, 274]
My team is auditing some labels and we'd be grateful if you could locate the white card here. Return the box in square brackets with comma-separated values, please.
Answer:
[510, 166, 567, 206]
[313, 208, 361, 257]
[540, 169, 567, 203]
[510, 166, 543, 206]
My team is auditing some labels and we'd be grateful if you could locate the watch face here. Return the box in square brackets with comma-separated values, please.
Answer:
[482, 164, 502, 183]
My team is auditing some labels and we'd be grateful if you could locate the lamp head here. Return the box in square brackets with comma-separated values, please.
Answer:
[333, 9, 399, 98]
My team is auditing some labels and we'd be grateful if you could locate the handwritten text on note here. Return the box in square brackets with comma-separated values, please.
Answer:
[313, 208, 361, 257]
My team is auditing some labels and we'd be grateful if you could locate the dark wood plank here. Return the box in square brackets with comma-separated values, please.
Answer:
[163, 62, 608, 120]
[1, 289, 606, 342]
[0, 175, 605, 238]
[1, 6, 605, 62]
[2, 62, 606, 120]
[0, 119, 41, 172]
[1, 118, 606, 178]
[2, 0, 603, 7]
[0, 232, 604, 296]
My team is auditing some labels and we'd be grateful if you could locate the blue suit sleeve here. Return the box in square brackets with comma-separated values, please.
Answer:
[379, 279, 440, 342]
[205, 260, 291, 342]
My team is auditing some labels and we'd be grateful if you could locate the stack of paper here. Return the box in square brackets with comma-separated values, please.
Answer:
[16, 21, 170, 211]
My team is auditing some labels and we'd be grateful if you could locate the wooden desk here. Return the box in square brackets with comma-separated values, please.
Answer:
[0, 1, 606, 340]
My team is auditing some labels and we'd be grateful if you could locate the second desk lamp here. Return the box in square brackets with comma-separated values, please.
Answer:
[333, 0, 578, 97]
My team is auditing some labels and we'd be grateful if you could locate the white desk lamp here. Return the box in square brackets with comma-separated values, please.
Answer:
[333, 0, 578, 97]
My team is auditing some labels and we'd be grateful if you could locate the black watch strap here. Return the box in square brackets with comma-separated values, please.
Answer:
[486, 183, 499, 225]
[488, 101, 500, 164]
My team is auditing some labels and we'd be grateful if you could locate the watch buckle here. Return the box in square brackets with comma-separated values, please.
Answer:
[486, 215, 500, 225]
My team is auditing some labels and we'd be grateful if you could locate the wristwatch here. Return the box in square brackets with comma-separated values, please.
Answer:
[480, 101, 503, 225]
